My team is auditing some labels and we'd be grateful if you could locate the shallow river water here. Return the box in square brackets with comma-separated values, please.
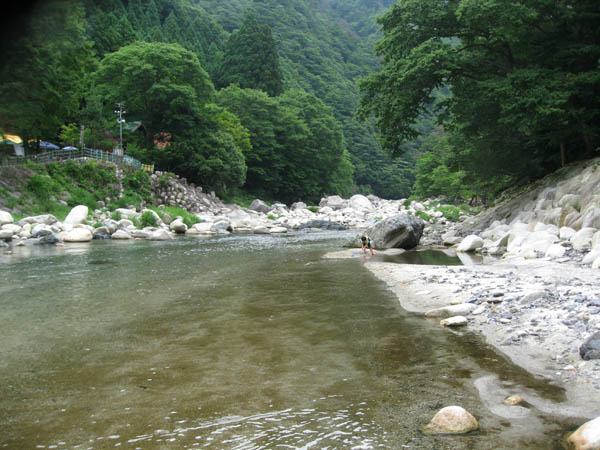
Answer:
[0, 232, 582, 449]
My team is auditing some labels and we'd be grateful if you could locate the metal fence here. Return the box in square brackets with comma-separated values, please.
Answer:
[0, 148, 152, 171]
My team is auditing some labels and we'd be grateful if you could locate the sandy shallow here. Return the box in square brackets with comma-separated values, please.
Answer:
[325, 248, 600, 420]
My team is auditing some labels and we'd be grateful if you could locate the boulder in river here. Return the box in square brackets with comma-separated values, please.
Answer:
[422, 406, 479, 435]
[579, 331, 600, 360]
[62, 227, 93, 242]
[357, 214, 424, 249]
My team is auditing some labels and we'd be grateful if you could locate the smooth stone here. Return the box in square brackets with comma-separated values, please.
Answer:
[111, 230, 132, 240]
[440, 316, 468, 327]
[64, 205, 89, 226]
[422, 406, 479, 435]
[565, 416, 600, 450]
[425, 303, 477, 318]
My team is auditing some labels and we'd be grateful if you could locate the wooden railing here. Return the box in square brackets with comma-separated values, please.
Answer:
[0, 148, 152, 172]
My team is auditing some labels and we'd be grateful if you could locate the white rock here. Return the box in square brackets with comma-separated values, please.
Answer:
[192, 222, 213, 233]
[565, 416, 600, 450]
[571, 227, 597, 251]
[593, 231, 600, 250]
[115, 208, 138, 219]
[64, 205, 89, 225]
[1, 223, 21, 234]
[0, 229, 14, 239]
[472, 305, 487, 315]
[149, 229, 174, 240]
[349, 194, 373, 211]
[422, 406, 479, 435]
[253, 226, 270, 234]
[62, 228, 93, 242]
[130, 229, 151, 239]
[440, 316, 468, 327]
[170, 219, 188, 234]
[582, 249, 600, 265]
[118, 219, 134, 229]
[0, 210, 14, 226]
[592, 257, 600, 269]
[545, 244, 567, 259]
[269, 226, 288, 233]
[560, 226, 577, 240]
[111, 230, 131, 239]
[457, 235, 484, 253]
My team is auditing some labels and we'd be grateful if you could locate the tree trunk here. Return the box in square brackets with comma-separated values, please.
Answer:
[560, 142, 566, 167]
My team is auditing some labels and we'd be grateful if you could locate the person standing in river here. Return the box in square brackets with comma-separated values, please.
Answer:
[360, 234, 375, 256]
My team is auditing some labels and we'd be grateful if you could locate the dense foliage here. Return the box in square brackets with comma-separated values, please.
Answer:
[3, 0, 598, 206]
[359, 0, 600, 200]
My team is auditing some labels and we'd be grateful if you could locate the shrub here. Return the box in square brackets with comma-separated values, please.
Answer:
[308, 206, 319, 213]
[415, 210, 432, 221]
[111, 210, 122, 221]
[435, 205, 461, 222]
[140, 210, 158, 228]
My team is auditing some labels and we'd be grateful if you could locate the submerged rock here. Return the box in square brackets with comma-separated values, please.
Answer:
[422, 406, 479, 435]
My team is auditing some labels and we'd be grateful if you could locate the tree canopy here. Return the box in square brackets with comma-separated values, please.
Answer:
[359, 0, 600, 197]
[216, 13, 284, 97]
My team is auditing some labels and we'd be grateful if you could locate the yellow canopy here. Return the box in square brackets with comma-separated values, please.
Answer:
[2, 134, 22, 144]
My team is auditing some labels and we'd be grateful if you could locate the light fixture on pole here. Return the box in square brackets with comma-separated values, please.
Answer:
[114, 102, 126, 155]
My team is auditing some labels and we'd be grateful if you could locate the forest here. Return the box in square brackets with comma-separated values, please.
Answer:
[1, 0, 598, 205]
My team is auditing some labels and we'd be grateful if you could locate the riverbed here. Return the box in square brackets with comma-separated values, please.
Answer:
[0, 232, 583, 449]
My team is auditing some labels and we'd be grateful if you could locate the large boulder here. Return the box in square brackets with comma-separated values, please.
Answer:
[62, 227, 93, 242]
[422, 406, 479, 435]
[64, 205, 89, 226]
[170, 219, 188, 234]
[457, 235, 484, 253]
[359, 214, 424, 249]
[572, 228, 597, 251]
[349, 194, 373, 211]
[565, 416, 600, 450]
[149, 229, 174, 240]
[319, 195, 347, 210]
[249, 199, 270, 214]
[580, 332, 600, 361]
[0, 210, 13, 226]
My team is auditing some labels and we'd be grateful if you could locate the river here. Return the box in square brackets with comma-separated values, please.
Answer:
[0, 231, 579, 449]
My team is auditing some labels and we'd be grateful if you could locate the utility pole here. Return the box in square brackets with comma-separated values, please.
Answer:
[114, 102, 126, 155]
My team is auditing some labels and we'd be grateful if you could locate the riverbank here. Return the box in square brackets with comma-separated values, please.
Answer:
[325, 247, 600, 421]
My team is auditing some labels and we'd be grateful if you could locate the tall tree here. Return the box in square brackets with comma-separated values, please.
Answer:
[216, 13, 284, 97]
[359, 0, 600, 196]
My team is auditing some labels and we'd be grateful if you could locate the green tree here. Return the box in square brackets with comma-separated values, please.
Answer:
[216, 13, 284, 96]
[359, 0, 600, 196]
[0, 1, 92, 150]
[93, 41, 215, 148]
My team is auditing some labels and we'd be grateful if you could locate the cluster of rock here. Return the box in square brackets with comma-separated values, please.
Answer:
[149, 171, 225, 213]
[0, 191, 464, 246]
[440, 158, 600, 269]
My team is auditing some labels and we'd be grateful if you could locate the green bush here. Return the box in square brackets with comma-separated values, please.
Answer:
[110, 210, 122, 221]
[435, 205, 461, 222]
[308, 206, 319, 213]
[140, 210, 158, 228]
[415, 210, 432, 221]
